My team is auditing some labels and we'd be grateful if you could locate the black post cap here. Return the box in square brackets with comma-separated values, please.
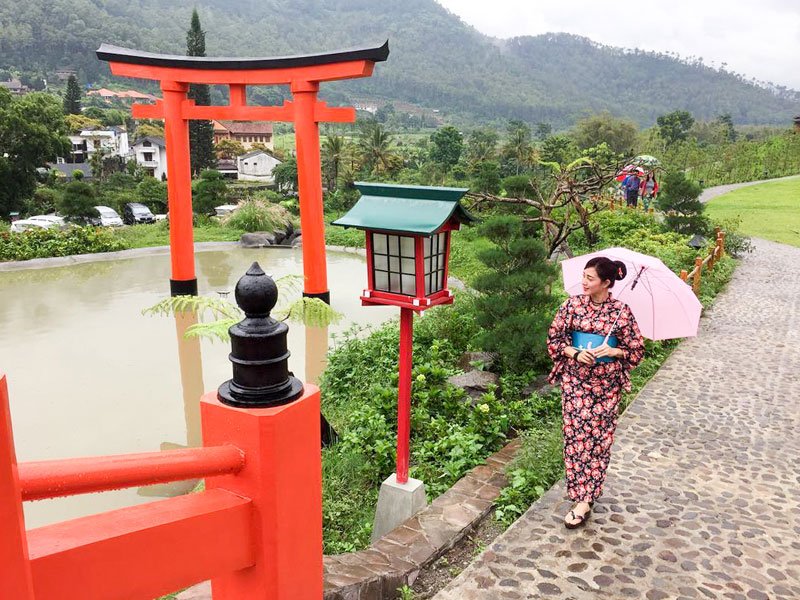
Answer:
[218, 262, 304, 408]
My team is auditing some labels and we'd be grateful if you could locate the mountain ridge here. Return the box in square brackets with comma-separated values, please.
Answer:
[0, 0, 797, 126]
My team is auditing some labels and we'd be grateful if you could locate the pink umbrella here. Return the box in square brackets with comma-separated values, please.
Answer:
[615, 165, 644, 182]
[561, 247, 702, 340]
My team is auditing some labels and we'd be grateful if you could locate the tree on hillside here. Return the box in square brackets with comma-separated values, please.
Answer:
[0, 90, 69, 217]
[716, 113, 738, 142]
[186, 9, 216, 175]
[573, 112, 638, 155]
[429, 125, 463, 173]
[539, 134, 578, 166]
[65, 113, 103, 134]
[215, 138, 246, 159]
[656, 110, 695, 146]
[465, 128, 498, 164]
[358, 121, 400, 177]
[322, 135, 345, 192]
[502, 120, 534, 175]
[534, 122, 552, 140]
[63, 75, 82, 115]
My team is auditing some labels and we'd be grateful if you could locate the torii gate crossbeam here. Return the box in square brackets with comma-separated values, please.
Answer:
[97, 42, 389, 299]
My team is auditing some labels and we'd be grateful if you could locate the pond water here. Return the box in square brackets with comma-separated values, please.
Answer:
[0, 247, 395, 528]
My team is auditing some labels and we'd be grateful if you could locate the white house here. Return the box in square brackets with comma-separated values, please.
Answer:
[80, 127, 130, 159]
[131, 137, 168, 179]
[237, 150, 282, 182]
[65, 127, 130, 164]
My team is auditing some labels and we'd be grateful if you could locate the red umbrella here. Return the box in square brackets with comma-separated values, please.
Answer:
[615, 165, 645, 182]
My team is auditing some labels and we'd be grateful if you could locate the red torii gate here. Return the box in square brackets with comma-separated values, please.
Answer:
[97, 42, 389, 299]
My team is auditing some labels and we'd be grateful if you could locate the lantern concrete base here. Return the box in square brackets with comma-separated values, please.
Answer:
[371, 474, 427, 542]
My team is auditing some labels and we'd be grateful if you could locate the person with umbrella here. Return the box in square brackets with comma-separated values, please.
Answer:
[546, 256, 646, 528]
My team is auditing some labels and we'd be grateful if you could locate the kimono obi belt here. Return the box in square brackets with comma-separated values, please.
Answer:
[571, 332, 618, 363]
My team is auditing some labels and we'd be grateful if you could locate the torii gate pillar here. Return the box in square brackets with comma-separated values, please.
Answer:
[97, 42, 389, 299]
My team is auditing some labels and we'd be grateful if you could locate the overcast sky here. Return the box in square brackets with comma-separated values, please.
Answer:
[435, 0, 800, 91]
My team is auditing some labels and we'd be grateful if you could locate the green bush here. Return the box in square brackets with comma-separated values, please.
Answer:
[0, 226, 128, 261]
[57, 181, 98, 221]
[223, 200, 292, 233]
[318, 300, 538, 553]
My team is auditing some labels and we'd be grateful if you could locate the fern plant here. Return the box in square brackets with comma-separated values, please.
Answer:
[143, 274, 342, 342]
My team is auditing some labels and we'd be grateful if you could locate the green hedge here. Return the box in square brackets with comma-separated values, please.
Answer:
[0, 226, 128, 262]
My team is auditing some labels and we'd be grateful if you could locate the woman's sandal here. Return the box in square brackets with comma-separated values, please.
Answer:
[564, 503, 593, 529]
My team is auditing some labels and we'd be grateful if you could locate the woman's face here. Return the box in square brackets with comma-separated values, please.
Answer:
[582, 267, 610, 295]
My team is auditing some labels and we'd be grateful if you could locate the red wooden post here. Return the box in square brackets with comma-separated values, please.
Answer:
[161, 80, 197, 296]
[0, 375, 35, 599]
[201, 385, 323, 599]
[396, 307, 414, 484]
[292, 80, 329, 301]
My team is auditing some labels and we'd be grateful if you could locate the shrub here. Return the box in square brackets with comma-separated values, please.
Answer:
[136, 177, 168, 213]
[56, 181, 98, 221]
[223, 200, 292, 233]
[471, 216, 558, 373]
[658, 171, 710, 235]
[25, 187, 60, 215]
[192, 170, 229, 215]
[0, 226, 127, 261]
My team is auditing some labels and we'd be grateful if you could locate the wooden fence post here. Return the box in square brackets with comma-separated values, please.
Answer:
[692, 257, 703, 296]
[680, 270, 688, 283]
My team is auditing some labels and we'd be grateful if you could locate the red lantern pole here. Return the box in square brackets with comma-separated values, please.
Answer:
[396, 307, 414, 484]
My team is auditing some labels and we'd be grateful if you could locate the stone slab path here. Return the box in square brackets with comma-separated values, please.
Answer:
[699, 175, 800, 204]
[434, 238, 800, 600]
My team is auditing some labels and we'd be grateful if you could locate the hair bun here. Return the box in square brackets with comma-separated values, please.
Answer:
[614, 261, 627, 281]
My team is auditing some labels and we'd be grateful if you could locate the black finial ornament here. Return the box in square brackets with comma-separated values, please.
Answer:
[218, 262, 304, 408]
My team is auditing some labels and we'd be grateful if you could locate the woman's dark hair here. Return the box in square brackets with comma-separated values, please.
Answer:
[585, 256, 627, 288]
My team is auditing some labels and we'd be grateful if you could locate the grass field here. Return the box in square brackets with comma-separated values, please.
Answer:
[705, 178, 800, 247]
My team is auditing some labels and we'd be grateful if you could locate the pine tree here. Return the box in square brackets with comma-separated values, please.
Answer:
[186, 10, 216, 175]
[63, 75, 82, 115]
[657, 171, 710, 235]
[471, 215, 557, 372]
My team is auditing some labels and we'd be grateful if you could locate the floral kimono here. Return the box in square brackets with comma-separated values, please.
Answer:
[547, 294, 645, 503]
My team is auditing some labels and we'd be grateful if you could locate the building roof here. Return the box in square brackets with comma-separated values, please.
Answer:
[215, 121, 274, 135]
[239, 149, 280, 160]
[0, 79, 24, 91]
[47, 162, 93, 179]
[133, 136, 165, 147]
[216, 159, 238, 172]
[332, 183, 476, 235]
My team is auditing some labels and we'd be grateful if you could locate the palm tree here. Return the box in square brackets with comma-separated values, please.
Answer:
[358, 122, 399, 177]
[322, 135, 345, 192]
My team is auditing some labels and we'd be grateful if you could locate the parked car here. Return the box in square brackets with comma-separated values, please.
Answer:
[10, 215, 65, 233]
[122, 203, 156, 225]
[90, 206, 124, 227]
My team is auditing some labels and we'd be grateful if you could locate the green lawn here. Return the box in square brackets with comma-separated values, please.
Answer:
[113, 221, 244, 249]
[705, 178, 800, 247]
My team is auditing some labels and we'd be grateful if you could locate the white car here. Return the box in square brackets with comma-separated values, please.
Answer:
[91, 206, 124, 227]
[10, 215, 65, 233]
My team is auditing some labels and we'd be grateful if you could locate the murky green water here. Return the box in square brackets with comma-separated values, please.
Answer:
[0, 247, 394, 528]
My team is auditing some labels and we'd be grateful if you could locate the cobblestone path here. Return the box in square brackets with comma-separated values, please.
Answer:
[435, 238, 800, 600]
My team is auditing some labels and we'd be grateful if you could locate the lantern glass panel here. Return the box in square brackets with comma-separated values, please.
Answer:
[423, 236, 432, 257]
[371, 232, 418, 297]
[402, 275, 416, 295]
[424, 231, 448, 295]
[400, 236, 415, 257]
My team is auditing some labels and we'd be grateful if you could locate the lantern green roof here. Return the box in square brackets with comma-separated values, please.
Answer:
[331, 182, 477, 235]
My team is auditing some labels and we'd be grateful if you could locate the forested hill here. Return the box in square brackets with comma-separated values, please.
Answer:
[1, 0, 797, 126]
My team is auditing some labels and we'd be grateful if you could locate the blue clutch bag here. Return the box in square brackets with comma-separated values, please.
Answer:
[571, 332, 618, 363]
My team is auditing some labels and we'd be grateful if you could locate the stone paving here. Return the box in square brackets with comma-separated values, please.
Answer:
[435, 238, 800, 600]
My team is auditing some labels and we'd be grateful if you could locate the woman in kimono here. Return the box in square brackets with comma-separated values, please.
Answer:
[547, 256, 645, 529]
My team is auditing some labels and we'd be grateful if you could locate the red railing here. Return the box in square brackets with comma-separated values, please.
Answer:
[0, 374, 323, 600]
